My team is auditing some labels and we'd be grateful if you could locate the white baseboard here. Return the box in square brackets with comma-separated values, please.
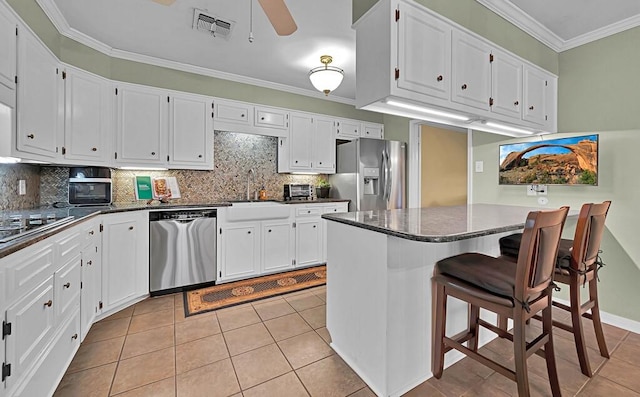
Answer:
[554, 297, 640, 334]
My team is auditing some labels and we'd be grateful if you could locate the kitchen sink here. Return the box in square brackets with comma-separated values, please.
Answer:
[225, 201, 291, 221]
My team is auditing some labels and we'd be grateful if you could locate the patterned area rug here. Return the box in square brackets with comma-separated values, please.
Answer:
[184, 265, 326, 316]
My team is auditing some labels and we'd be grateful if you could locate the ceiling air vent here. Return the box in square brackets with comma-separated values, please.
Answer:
[192, 9, 234, 39]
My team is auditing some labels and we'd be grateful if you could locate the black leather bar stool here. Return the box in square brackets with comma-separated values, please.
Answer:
[498, 201, 611, 377]
[432, 207, 569, 397]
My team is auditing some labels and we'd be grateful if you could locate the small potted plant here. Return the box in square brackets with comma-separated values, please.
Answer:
[316, 180, 331, 199]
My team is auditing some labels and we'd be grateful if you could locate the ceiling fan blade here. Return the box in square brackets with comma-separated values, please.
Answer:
[257, 0, 297, 36]
[152, 0, 176, 6]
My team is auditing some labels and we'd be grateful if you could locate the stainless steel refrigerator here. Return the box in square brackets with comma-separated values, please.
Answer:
[329, 138, 406, 211]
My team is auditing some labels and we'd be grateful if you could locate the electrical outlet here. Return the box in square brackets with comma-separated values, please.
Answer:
[18, 180, 26, 195]
[537, 184, 547, 195]
[526, 184, 537, 196]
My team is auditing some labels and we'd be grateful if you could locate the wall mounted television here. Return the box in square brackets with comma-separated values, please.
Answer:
[499, 134, 598, 186]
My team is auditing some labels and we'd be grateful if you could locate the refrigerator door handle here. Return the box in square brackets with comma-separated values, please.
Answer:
[383, 149, 391, 202]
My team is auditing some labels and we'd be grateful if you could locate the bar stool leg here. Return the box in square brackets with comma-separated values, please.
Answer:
[513, 309, 531, 397]
[468, 304, 480, 352]
[432, 281, 447, 379]
[542, 296, 562, 396]
[589, 273, 610, 359]
[570, 277, 592, 377]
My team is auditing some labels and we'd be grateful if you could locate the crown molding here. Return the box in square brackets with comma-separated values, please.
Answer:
[477, 0, 640, 52]
[34, 0, 355, 105]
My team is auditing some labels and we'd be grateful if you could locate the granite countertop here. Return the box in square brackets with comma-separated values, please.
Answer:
[0, 199, 350, 258]
[322, 204, 556, 243]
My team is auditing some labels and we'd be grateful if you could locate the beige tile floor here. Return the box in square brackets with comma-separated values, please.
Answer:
[53, 286, 640, 397]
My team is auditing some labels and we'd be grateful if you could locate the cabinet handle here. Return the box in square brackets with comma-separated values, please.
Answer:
[529, 106, 534, 110]
[151, 151, 156, 155]
[307, 210, 311, 214]
[89, 230, 94, 235]
[44, 300, 53, 307]
[71, 333, 78, 340]
[313, 225, 317, 228]
[295, 160, 298, 163]
[247, 231, 251, 234]
[27, 133, 35, 139]
[91, 147, 97, 152]
[268, 229, 272, 232]
[64, 282, 71, 289]
[436, 75, 443, 82]
[198, 154, 203, 158]
[241, 114, 245, 118]
[87, 260, 92, 265]
[261, 117, 265, 120]
[319, 162, 323, 164]
[129, 226, 134, 230]
[514, 101, 519, 106]
[461, 84, 468, 90]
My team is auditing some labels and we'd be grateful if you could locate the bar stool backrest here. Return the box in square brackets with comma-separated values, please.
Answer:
[571, 201, 611, 273]
[516, 207, 569, 304]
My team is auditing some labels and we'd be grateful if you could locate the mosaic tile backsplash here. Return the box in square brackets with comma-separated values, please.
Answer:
[0, 164, 40, 210]
[34, 131, 327, 206]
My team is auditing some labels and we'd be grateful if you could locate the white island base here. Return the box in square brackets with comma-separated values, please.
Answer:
[326, 221, 515, 397]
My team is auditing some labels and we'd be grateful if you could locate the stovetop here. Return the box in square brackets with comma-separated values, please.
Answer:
[0, 213, 75, 244]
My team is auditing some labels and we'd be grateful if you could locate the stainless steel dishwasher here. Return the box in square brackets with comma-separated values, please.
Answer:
[149, 209, 217, 294]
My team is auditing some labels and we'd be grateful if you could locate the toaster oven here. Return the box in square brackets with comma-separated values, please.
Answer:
[284, 184, 313, 200]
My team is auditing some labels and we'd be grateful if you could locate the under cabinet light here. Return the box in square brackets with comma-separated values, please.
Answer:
[385, 100, 470, 121]
[0, 157, 21, 164]
[484, 122, 536, 135]
[119, 166, 169, 171]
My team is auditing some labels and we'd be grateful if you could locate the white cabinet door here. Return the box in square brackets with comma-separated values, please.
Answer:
[295, 219, 322, 267]
[16, 28, 61, 158]
[115, 84, 167, 165]
[452, 29, 492, 111]
[169, 93, 213, 168]
[523, 66, 549, 126]
[289, 113, 313, 170]
[80, 233, 101, 341]
[54, 253, 81, 324]
[490, 49, 523, 119]
[312, 116, 335, 173]
[5, 276, 55, 390]
[214, 99, 251, 127]
[254, 106, 289, 132]
[262, 221, 293, 274]
[220, 223, 260, 281]
[0, 268, 4, 393]
[397, 0, 451, 100]
[361, 123, 384, 139]
[335, 119, 360, 140]
[102, 212, 148, 312]
[0, 6, 16, 91]
[63, 68, 110, 164]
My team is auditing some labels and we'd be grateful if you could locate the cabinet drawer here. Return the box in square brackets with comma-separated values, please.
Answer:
[322, 206, 341, 214]
[12, 311, 81, 397]
[5, 276, 56, 389]
[81, 220, 100, 249]
[54, 254, 82, 322]
[254, 107, 288, 130]
[5, 243, 55, 301]
[56, 228, 83, 264]
[295, 207, 322, 217]
[214, 100, 251, 125]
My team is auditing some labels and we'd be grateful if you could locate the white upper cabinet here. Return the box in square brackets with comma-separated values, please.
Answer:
[115, 84, 167, 166]
[213, 99, 251, 127]
[523, 65, 552, 126]
[0, 6, 16, 92]
[213, 99, 289, 138]
[288, 112, 313, 170]
[335, 119, 360, 140]
[354, 0, 558, 134]
[254, 105, 289, 136]
[452, 29, 492, 111]
[361, 122, 384, 139]
[169, 92, 213, 169]
[62, 67, 111, 164]
[490, 49, 523, 119]
[16, 27, 62, 159]
[397, 0, 451, 101]
[312, 116, 336, 173]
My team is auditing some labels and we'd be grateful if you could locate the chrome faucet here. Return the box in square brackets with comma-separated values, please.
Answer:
[246, 168, 256, 200]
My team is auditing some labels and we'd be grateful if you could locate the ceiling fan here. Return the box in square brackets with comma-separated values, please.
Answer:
[151, 0, 297, 36]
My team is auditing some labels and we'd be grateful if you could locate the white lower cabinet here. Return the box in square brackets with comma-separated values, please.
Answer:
[80, 222, 101, 341]
[219, 222, 260, 281]
[101, 211, 149, 313]
[262, 221, 294, 274]
[295, 219, 322, 267]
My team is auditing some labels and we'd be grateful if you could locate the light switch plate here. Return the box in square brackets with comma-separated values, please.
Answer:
[18, 179, 26, 195]
[474, 161, 483, 173]
[526, 185, 537, 196]
[537, 184, 548, 195]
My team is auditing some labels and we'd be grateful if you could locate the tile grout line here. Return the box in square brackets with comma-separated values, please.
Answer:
[106, 314, 132, 397]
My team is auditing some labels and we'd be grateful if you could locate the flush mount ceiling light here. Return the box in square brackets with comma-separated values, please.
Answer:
[309, 55, 344, 96]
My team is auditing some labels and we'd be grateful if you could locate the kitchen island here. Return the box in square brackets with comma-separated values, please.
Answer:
[322, 204, 547, 397]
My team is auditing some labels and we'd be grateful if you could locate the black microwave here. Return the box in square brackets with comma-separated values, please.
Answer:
[68, 167, 112, 205]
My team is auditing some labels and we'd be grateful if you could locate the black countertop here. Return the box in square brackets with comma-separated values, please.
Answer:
[322, 204, 555, 243]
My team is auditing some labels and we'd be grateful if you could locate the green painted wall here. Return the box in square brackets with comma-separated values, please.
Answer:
[8, 0, 383, 123]
[558, 26, 640, 132]
[353, 0, 558, 74]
